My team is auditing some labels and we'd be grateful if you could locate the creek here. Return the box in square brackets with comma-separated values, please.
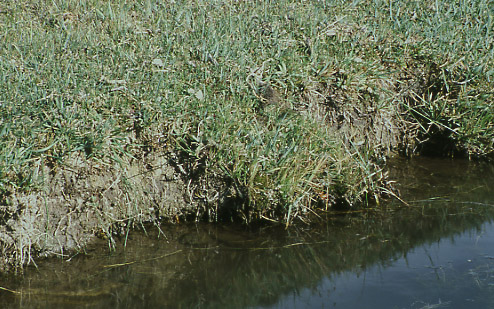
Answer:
[1, 157, 493, 308]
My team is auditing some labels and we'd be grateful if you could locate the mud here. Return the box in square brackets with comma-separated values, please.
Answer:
[0, 149, 241, 271]
[301, 78, 403, 156]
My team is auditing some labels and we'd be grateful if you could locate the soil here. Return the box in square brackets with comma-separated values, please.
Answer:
[0, 148, 243, 271]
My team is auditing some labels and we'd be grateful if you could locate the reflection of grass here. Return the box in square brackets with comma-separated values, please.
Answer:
[411, 300, 452, 309]
[152, 201, 494, 308]
[0, 0, 492, 224]
[3, 197, 494, 308]
[468, 260, 494, 288]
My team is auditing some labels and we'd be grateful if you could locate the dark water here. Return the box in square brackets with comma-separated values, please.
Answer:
[1, 158, 494, 308]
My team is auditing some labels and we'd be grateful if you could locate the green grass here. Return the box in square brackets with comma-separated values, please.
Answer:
[0, 0, 492, 224]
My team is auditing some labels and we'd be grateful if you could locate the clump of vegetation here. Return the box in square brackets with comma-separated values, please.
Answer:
[387, 0, 494, 158]
[0, 0, 492, 269]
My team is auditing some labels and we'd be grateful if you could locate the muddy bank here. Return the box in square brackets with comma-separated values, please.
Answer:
[0, 58, 482, 272]
[0, 92, 402, 272]
[0, 149, 243, 271]
[0, 55, 488, 272]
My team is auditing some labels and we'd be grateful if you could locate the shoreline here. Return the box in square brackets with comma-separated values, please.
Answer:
[1, 0, 492, 271]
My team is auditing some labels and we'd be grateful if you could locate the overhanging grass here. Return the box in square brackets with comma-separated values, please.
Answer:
[0, 0, 492, 224]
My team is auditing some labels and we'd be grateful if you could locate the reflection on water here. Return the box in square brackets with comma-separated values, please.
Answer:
[0, 158, 493, 308]
[272, 221, 494, 309]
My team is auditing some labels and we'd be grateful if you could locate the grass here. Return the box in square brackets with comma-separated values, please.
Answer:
[0, 0, 493, 227]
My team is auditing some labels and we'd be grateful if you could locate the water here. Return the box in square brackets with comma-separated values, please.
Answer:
[272, 222, 494, 309]
[1, 158, 493, 308]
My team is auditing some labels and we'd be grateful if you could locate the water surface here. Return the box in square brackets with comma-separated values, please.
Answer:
[1, 158, 493, 308]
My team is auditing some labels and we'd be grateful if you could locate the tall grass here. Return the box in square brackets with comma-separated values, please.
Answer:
[0, 0, 492, 224]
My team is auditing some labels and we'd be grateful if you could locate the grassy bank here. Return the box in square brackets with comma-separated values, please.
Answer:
[0, 0, 493, 270]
